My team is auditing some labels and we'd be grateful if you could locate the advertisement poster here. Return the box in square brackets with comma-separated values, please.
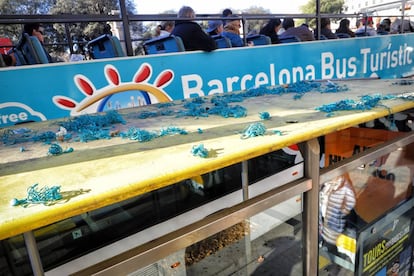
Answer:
[359, 210, 412, 275]
[324, 127, 405, 167]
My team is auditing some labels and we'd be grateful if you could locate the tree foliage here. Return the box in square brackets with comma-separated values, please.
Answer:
[0, 0, 55, 41]
[0, 0, 138, 58]
[241, 6, 272, 35]
[301, 0, 344, 28]
[301, 0, 345, 14]
[0, 0, 53, 14]
[50, 0, 136, 41]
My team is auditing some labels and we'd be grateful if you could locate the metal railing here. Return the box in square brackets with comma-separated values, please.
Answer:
[70, 132, 414, 275]
[1, 1, 412, 58]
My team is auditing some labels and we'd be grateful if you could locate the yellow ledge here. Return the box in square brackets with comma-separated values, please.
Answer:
[0, 79, 413, 240]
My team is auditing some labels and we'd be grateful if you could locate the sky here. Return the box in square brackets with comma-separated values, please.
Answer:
[133, 0, 309, 14]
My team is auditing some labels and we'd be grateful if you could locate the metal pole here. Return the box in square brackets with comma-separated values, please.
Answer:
[24, 231, 44, 276]
[301, 139, 320, 276]
[64, 23, 73, 55]
[118, 0, 134, 56]
[241, 160, 249, 200]
[401, 0, 407, 33]
[316, 0, 321, 39]
[240, 160, 252, 274]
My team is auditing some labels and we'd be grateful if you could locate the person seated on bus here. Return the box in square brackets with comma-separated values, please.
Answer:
[390, 18, 414, 33]
[259, 18, 282, 44]
[23, 23, 54, 62]
[378, 18, 391, 34]
[335, 18, 355, 37]
[24, 23, 45, 44]
[355, 17, 377, 36]
[376, 23, 389, 35]
[156, 21, 175, 37]
[222, 15, 244, 47]
[221, 8, 233, 24]
[206, 20, 224, 36]
[314, 18, 338, 39]
[171, 6, 217, 52]
[279, 18, 314, 41]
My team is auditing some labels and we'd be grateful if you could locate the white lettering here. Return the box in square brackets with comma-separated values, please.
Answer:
[279, 69, 290, 84]
[292, 66, 304, 82]
[270, 63, 276, 86]
[348, 57, 357, 76]
[255, 72, 269, 87]
[360, 48, 370, 74]
[226, 76, 240, 92]
[0, 112, 29, 124]
[305, 65, 316, 80]
[207, 79, 224, 95]
[321, 52, 334, 79]
[240, 74, 253, 90]
[181, 74, 205, 98]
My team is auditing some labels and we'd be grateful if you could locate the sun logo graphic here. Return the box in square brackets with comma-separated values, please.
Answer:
[53, 63, 173, 115]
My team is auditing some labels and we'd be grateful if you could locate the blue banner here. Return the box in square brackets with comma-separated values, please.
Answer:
[1, 34, 414, 127]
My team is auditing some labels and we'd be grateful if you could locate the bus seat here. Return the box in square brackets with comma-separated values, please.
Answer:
[13, 33, 49, 65]
[246, 34, 271, 46]
[355, 32, 369, 37]
[87, 34, 125, 59]
[0, 53, 6, 67]
[377, 30, 389, 35]
[144, 35, 185, 54]
[336, 33, 351, 38]
[8, 48, 26, 65]
[279, 35, 301, 43]
[212, 35, 232, 48]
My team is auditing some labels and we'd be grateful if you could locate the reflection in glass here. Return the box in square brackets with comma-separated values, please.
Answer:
[136, 196, 303, 276]
[319, 143, 414, 275]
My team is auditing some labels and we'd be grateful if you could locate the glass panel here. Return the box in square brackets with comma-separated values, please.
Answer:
[131, 195, 303, 276]
[0, 148, 302, 274]
[248, 146, 302, 184]
[0, 163, 234, 274]
[319, 142, 414, 275]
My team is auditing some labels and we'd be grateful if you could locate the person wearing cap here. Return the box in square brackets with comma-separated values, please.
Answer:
[171, 6, 217, 52]
[206, 20, 224, 36]
[222, 15, 244, 47]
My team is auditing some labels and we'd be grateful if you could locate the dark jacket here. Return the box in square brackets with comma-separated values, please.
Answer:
[315, 27, 338, 39]
[335, 27, 355, 37]
[259, 28, 280, 44]
[280, 24, 314, 41]
[172, 21, 217, 52]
